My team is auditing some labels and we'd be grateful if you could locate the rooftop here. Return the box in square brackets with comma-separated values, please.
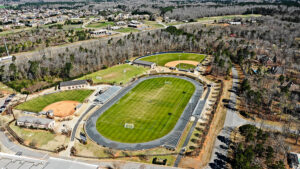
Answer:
[60, 80, 88, 87]
[133, 60, 155, 66]
[17, 116, 54, 125]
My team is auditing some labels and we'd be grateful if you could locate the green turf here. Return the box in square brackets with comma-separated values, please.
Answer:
[15, 89, 93, 112]
[176, 63, 196, 70]
[77, 64, 148, 84]
[86, 21, 115, 28]
[96, 77, 195, 143]
[140, 53, 206, 66]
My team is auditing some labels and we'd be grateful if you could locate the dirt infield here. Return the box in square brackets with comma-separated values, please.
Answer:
[164, 60, 199, 67]
[42, 101, 79, 117]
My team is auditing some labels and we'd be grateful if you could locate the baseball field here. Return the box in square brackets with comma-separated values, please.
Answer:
[96, 77, 195, 143]
[15, 89, 93, 112]
[77, 64, 148, 84]
[140, 53, 206, 66]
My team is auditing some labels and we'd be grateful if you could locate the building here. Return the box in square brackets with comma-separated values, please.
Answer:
[60, 80, 89, 90]
[90, 29, 111, 36]
[229, 21, 241, 25]
[116, 21, 126, 26]
[128, 20, 142, 28]
[16, 116, 55, 130]
[132, 60, 156, 69]
[288, 153, 300, 169]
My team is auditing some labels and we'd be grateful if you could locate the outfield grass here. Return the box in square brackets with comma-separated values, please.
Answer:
[140, 53, 206, 66]
[86, 21, 115, 28]
[176, 63, 196, 70]
[77, 64, 148, 84]
[15, 89, 93, 112]
[96, 77, 195, 143]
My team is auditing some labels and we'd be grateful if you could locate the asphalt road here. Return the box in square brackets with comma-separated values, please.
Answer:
[85, 75, 204, 150]
[0, 130, 47, 158]
[70, 105, 95, 141]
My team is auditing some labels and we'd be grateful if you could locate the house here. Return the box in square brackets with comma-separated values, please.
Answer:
[287, 153, 300, 169]
[90, 29, 111, 36]
[132, 60, 156, 69]
[116, 21, 126, 26]
[269, 66, 284, 75]
[16, 116, 55, 130]
[229, 21, 241, 25]
[128, 20, 142, 28]
[60, 80, 89, 90]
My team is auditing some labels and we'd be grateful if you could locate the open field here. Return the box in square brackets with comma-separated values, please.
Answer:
[96, 77, 195, 143]
[10, 123, 55, 146]
[115, 27, 140, 33]
[197, 14, 261, 22]
[176, 63, 196, 70]
[144, 21, 164, 29]
[86, 21, 114, 28]
[140, 53, 206, 66]
[0, 82, 15, 94]
[15, 89, 93, 112]
[77, 64, 148, 84]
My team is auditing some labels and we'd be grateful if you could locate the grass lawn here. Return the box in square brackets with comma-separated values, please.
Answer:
[176, 63, 196, 70]
[77, 64, 148, 84]
[140, 53, 206, 66]
[166, 21, 184, 26]
[197, 14, 261, 22]
[144, 21, 164, 28]
[0, 82, 15, 93]
[96, 77, 195, 143]
[15, 89, 93, 112]
[10, 123, 55, 146]
[86, 21, 114, 28]
[115, 27, 140, 33]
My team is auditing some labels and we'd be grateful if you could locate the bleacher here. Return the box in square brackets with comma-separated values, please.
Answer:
[94, 86, 122, 104]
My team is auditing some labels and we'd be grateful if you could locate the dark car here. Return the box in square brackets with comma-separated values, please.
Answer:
[15, 152, 22, 156]
[0, 105, 5, 109]
[9, 94, 16, 98]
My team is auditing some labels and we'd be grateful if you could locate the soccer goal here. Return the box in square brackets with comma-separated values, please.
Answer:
[124, 123, 134, 129]
[165, 81, 172, 85]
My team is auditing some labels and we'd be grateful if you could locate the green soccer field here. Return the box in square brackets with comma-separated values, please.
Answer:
[140, 53, 206, 66]
[77, 64, 148, 84]
[15, 89, 93, 112]
[96, 77, 195, 143]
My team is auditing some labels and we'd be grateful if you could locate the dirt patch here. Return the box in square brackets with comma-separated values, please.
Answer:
[164, 60, 199, 67]
[43, 101, 79, 117]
